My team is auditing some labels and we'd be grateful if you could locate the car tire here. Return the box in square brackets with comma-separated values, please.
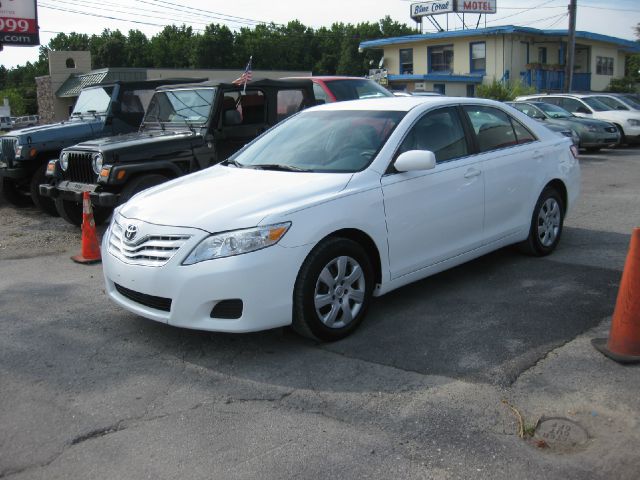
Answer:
[55, 197, 111, 227]
[0, 177, 33, 207]
[292, 237, 374, 341]
[30, 164, 59, 217]
[614, 124, 626, 146]
[120, 174, 168, 203]
[518, 186, 564, 257]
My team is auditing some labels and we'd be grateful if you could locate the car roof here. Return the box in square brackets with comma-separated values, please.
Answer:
[283, 76, 372, 82]
[310, 96, 507, 113]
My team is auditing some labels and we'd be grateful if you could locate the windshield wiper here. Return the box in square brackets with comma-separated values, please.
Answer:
[222, 158, 243, 168]
[248, 163, 310, 172]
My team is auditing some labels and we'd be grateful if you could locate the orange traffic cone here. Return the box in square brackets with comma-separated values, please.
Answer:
[71, 191, 102, 265]
[592, 227, 640, 363]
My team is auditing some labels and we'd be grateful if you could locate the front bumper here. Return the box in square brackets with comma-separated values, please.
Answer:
[102, 220, 313, 333]
[578, 131, 620, 149]
[39, 181, 120, 207]
[0, 162, 31, 180]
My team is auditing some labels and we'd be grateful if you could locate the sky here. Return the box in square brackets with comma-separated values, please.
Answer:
[1, 0, 639, 69]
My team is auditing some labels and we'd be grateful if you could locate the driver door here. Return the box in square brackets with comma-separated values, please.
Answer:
[381, 107, 485, 279]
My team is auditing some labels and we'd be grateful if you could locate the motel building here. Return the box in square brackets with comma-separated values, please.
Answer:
[359, 24, 640, 96]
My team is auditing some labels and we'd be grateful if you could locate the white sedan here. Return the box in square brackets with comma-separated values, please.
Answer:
[102, 97, 580, 341]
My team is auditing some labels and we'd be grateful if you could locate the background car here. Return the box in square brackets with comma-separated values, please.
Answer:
[285, 76, 393, 104]
[0, 116, 11, 131]
[590, 94, 640, 112]
[507, 101, 618, 152]
[515, 93, 640, 145]
[102, 97, 579, 341]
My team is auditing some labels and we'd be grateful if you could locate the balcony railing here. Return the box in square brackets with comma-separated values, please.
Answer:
[521, 68, 591, 92]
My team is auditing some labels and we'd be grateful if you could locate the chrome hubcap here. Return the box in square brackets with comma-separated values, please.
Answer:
[537, 198, 561, 247]
[314, 255, 365, 329]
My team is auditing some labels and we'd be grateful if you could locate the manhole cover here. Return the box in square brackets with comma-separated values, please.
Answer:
[533, 417, 588, 453]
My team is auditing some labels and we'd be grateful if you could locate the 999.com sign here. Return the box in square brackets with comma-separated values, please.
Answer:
[0, 0, 39, 46]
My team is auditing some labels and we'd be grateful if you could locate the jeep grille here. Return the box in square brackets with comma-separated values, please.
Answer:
[1, 137, 17, 166]
[62, 151, 97, 183]
[108, 218, 191, 267]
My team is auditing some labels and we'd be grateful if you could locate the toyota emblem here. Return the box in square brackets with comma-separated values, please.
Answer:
[124, 224, 138, 242]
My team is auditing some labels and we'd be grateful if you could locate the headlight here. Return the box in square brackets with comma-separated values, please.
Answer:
[628, 119, 640, 127]
[92, 152, 104, 175]
[182, 222, 291, 265]
[60, 152, 69, 170]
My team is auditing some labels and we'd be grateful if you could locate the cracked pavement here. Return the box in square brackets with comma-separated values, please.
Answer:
[1, 148, 639, 479]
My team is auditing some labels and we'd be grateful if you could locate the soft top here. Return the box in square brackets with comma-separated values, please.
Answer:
[155, 78, 314, 92]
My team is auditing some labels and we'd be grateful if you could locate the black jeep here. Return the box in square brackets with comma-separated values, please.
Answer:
[0, 79, 196, 215]
[41, 79, 315, 225]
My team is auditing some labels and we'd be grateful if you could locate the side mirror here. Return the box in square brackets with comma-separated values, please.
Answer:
[394, 150, 436, 172]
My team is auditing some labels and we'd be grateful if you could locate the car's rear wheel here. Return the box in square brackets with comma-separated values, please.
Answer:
[518, 186, 564, 256]
[292, 237, 374, 341]
[0, 177, 32, 207]
[30, 164, 59, 216]
[55, 197, 111, 227]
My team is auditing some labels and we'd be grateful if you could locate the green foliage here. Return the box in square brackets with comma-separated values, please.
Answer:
[607, 77, 638, 93]
[0, 88, 26, 115]
[476, 79, 536, 101]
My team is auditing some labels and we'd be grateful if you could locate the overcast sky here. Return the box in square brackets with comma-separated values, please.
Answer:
[1, 0, 639, 69]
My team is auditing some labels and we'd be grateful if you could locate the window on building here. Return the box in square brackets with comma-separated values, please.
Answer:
[466, 84, 475, 97]
[400, 48, 414, 75]
[433, 84, 446, 95]
[470, 42, 486, 72]
[596, 56, 614, 75]
[429, 45, 454, 73]
[538, 47, 547, 64]
[66, 58, 76, 69]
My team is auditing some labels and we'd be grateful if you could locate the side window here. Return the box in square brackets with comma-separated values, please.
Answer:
[277, 89, 305, 121]
[510, 118, 536, 144]
[313, 83, 330, 104]
[221, 90, 266, 126]
[463, 105, 517, 152]
[557, 97, 583, 113]
[398, 107, 468, 163]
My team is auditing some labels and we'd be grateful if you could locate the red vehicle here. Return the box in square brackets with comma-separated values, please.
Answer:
[284, 76, 393, 104]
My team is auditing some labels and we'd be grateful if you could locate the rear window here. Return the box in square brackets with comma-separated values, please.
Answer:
[324, 79, 392, 101]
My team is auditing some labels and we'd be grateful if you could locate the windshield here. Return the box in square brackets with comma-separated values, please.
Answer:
[582, 97, 615, 112]
[325, 80, 393, 101]
[620, 94, 640, 109]
[592, 96, 629, 111]
[535, 102, 573, 118]
[229, 110, 405, 173]
[72, 86, 115, 115]
[143, 88, 216, 125]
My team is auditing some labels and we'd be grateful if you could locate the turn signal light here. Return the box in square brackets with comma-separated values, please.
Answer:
[29, 148, 37, 158]
[46, 160, 56, 176]
[99, 167, 111, 178]
[116, 170, 126, 180]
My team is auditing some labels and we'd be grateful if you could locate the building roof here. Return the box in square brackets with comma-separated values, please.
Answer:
[55, 68, 148, 97]
[359, 25, 640, 53]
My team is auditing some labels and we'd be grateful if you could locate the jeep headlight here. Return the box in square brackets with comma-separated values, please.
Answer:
[182, 222, 291, 265]
[92, 152, 104, 175]
[59, 152, 69, 171]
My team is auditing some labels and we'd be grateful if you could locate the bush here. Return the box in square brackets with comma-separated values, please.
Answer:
[476, 79, 536, 101]
[607, 77, 638, 93]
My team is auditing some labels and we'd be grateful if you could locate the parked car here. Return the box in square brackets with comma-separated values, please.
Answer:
[0, 116, 11, 131]
[284, 76, 393, 104]
[515, 93, 640, 145]
[12, 115, 40, 129]
[102, 96, 580, 341]
[0, 79, 195, 215]
[589, 94, 640, 112]
[41, 79, 315, 225]
[507, 101, 618, 152]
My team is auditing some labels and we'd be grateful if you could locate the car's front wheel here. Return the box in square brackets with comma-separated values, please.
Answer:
[519, 186, 565, 256]
[293, 237, 374, 341]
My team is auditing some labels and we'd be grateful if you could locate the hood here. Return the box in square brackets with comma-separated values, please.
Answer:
[71, 129, 198, 152]
[119, 165, 353, 232]
[10, 117, 104, 143]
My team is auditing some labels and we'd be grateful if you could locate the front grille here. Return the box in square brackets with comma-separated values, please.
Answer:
[1, 137, 17, 166]
[62, 151, 96, 183]
[108, 218, 191, 267]
[114, 283, 172, 312]
[604, 126, 617, 133]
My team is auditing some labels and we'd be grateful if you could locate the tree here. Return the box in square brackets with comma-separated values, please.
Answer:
[191, 24, 234, 69]
[126, 30, 152, 68]
[149, 25, 194, 68]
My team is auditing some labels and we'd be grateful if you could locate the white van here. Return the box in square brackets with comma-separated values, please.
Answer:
[0, 116, 11, 131]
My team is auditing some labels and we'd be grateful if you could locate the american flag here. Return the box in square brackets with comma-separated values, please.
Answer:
[233, 56, 253, 88]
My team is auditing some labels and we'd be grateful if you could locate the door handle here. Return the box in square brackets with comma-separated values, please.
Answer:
[464, 168, 481, 179]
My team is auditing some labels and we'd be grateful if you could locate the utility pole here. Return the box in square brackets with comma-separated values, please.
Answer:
[564, 0, 577, 92]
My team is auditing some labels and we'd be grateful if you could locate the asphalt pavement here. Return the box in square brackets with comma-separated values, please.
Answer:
[0, 147, 639, 479]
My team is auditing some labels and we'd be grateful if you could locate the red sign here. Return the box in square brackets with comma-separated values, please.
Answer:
[0, 0, 39, 46]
